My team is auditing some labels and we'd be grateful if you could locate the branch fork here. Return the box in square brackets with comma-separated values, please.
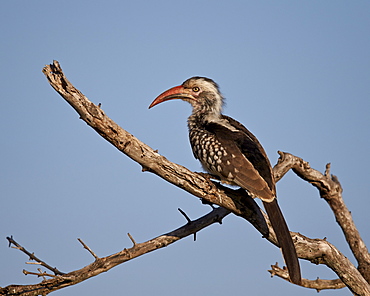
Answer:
[2, 61, 369, 295]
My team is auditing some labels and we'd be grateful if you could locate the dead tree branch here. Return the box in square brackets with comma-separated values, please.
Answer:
[42, 61, 370, 295]
[269, 263, 346, 291]
[275, 151, 370, 283]
[41, 61, 268, 237]
[77, 238, 99, 260]
[0, 207, 230, 296]
[2, 61, 369, 295]
[6, 236, 64, 276]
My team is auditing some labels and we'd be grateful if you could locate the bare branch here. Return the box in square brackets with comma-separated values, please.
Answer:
[127, 233, 137, 246]
[77, 238, 99, 260]
[178, 208, 192, 223]
[23, 269, 56, 279]
[42, 60, 269, 238]
[275, 151, 370, 282]
[269, 263, 346, 291]
[27, 60, 368, 295]
[0, 207, 230, 296]
[178, 208, 197, 241]
[291, 232, 369, 295]
[6, 236, 64, 276]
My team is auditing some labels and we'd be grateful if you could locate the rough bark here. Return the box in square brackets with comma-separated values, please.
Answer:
[1, 61, 369, 295]
[275, 152, 370, 284]
[1, 207, 230, 295]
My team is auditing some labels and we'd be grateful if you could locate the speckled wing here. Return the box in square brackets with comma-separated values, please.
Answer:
[204, 116, 301, 284]
[204, 117, 275, 202]
[222, 115, 276, 193]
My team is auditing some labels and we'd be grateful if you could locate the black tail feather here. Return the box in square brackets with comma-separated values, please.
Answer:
[263, 199, 301, 284]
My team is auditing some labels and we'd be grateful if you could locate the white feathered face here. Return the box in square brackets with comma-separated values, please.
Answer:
[149, 77, 224, 117]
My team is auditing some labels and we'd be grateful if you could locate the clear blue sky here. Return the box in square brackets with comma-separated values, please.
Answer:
[1, 1, 369, 295]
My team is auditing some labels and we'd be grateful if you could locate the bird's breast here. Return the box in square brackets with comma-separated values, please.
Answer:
[189, 128, 236, 182]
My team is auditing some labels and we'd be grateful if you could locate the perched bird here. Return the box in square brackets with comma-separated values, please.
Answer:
[149, 77, 301, 284]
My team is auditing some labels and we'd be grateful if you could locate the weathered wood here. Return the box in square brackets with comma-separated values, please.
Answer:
[2, 61, 369, 295]
[42, 61, 268, 234]
[1, 207, 230, 295]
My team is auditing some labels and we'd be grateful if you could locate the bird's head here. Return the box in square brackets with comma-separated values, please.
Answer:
[149, 77, 224, 118]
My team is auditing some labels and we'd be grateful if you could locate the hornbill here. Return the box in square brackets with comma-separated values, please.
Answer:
[149, 77, 301, 284]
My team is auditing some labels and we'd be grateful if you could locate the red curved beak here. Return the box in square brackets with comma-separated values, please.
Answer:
[149, 85, 193, 109]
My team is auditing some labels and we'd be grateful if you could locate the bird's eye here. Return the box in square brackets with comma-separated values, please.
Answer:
[192, 87, 200, 92]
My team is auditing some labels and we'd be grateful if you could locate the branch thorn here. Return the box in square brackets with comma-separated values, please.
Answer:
[325, 163, 331, 176]
[78, 238, 99, 260]
[178, 208, 191, 223]
[178, 208, 197, 241]
[127, 233, 137, 246]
